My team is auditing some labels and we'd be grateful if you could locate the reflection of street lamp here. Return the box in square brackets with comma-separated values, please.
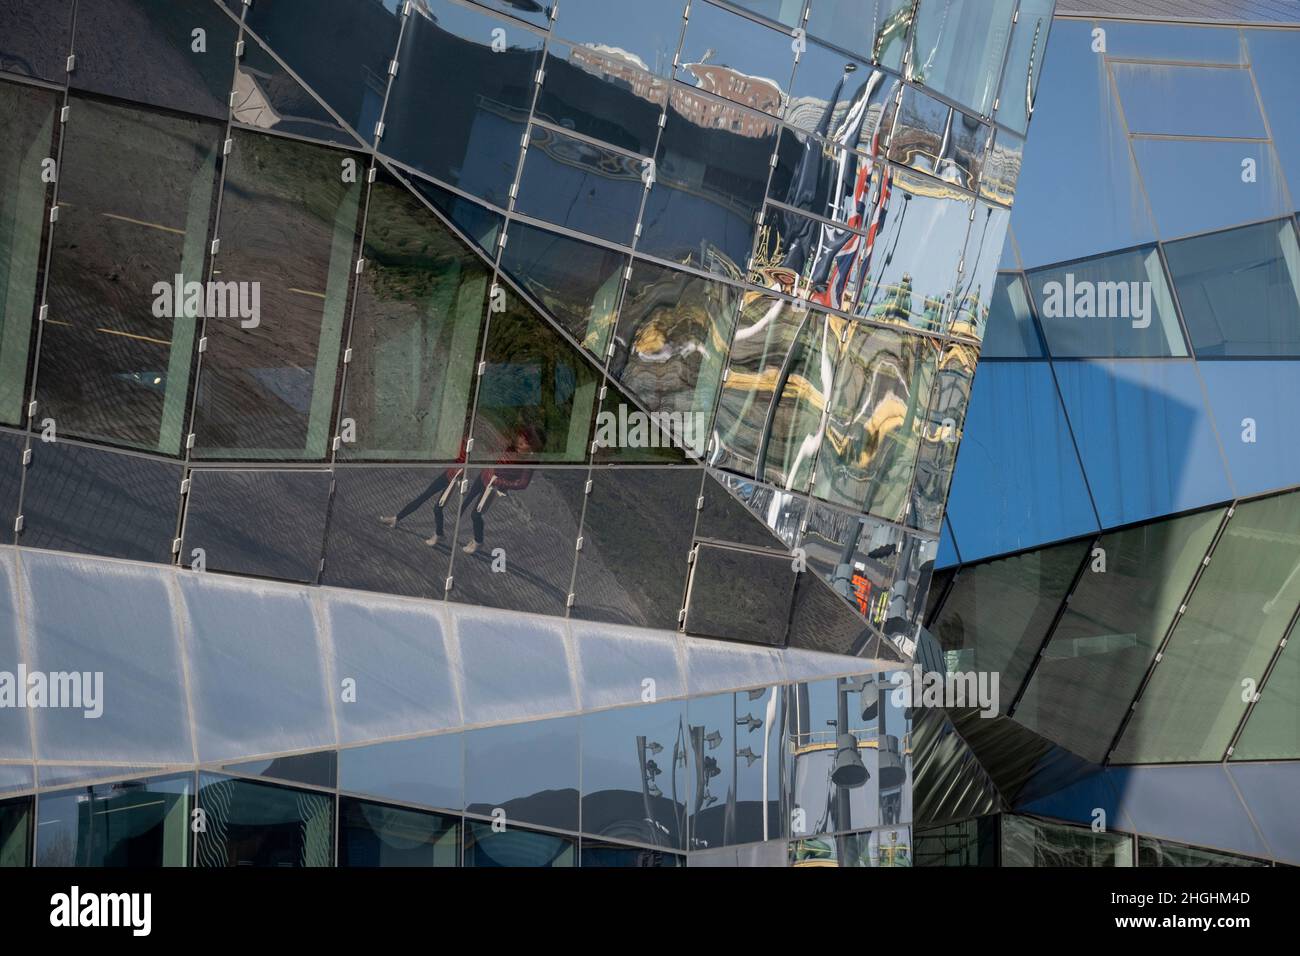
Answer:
[830, 733, 869, 788]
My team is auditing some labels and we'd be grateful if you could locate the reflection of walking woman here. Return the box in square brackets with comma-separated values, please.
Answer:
[379, 429, 538, 553]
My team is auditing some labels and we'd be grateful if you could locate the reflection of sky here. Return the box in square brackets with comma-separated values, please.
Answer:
[550, 0, 684, 77]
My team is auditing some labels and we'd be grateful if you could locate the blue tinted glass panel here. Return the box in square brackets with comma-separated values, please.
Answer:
[981, 273, 1043, 358]
[1199, 360, 1300, 497]
[1114, 64, 1264, 139]
[677, 0, 795, 117]
[945, 361, 1098, 562]
[515, 125, 643, 244]
[1105, 22, 1245, 63]
[936, 517, 959, 569]
[1247, 30, 1300, 213]
[1052, 360, 1233, 527]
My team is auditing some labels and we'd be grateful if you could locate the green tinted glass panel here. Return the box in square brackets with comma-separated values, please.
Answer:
[1233, 622, 1300, 761]
[1002, 814, 1132, 867]
[35, 774, 191, 867]
[0, 797, 30, 868]
[337, 797, 459, 867]
[1114, 491, 1300, 763]
[196, 773, 333, 867]
[1137, 836, 1271, 867]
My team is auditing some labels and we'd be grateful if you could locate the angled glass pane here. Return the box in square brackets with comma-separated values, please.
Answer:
[981, 129, 1023, 208]
[323, 466, 453, 600]
[515, 126, 643, 245]
[571, 467, 698, 630]
[0, 434, 19, 545]
[685, 544, 797, 646]
[770, 127, 872, 230]
[35, 774, 191, 867]
[550, 0, 683, 80]
[784, 46, 901, 154]
[908, 0, 1016, 116]
[1247, 29, 1300, 213]
[639, 87, 777, 276]
[72, 0, 237, 120]
[0, 796, 30, 867]
[1226, 762, 1300, 865]
[754, 202, 869, 314]
[383, 0, 543, 207]
[889, 87, 989, 192]
[725, 0, 803, 28]
[196, 773, 333, 867]
[0, 0, 73, 83]
[225, 752, 336, 789]
[676, 0, 794, 116]
[1133, 140, 1290, 242]
[1108, 764, 1269, 860]
[851, 169, 971, 334]
[463, 820, 575, 867]
[182, 469, 330, 583]
[1233, 622, 1300, 760]
[799, 503, 904, 633]
[1114, 64, 1264, 139]
[1009, 21, 1155, 267]
[1138, 836, 1271, 868]
[405, 169, 504, 256]
[242, 0, 403, 140]
[338, 734, 463, 812]
[936, 516, 958, 569]
[909, 340, 978, 535]
[814, 324, 937, 523]
[0, 82, 57, 425]
[914, 817, 998, 867]
[981, 273, 1043, 358]
[1002, 815, 1131, 867]
[1105, 22, 1245, 64]
[759, 310, 840, 494]
[338, 797, 459, 867]
[697, 471, 804, 552]
[581, 842, 684, 867]
[687, 689, 783, 848]
[581, 699, 688, 850]
[1164, 218, 1300, 357]
[232, 32, 358, 148]
[191, 131, 362, 459]
[20, 442, 181, 563]
[469, 288, 599, 463]
[1027, 247, 1185, 358]
[804, 0, 913, 71]
[1114, 490, 1300, 763]
[468, 0, 554, 28]
[465, 716, 579, 832]
[1014, 507, 1226, 763]
[338, 169, 486, 461]
[498, 222, 626, 360]
[39, 96, 221, 455]
[1052, 360, 1233, 527]
[23, 550, 190, 764]
[950, 202, 1011, 341]
[447, 466, 583, 618]
[994, 0, 1053, 134]
[932, 538, 1090, 712]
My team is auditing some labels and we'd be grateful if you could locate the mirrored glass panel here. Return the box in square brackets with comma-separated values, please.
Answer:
[1164, 218, 1300, 357]
[383, 0, 543, 207]
[914, 816, 998, 867]
[192, 131, 363, 460]
[466, 716, 579, 832]
[232, 32, 357, 148]
[981, 129, 1023, 208]
[463, 820, 576, 867]
[35, 774, 191, 867]
[580, 841, 684, 866]
[182, 469, 331, 583]
[338, 734, 463, 812]
[799, 503, 904, 632]
[224, 752, 336, 790]
[754, 203, 869, 314]
[697, 471, 804, 552]
[1027, 247, 1185, 358]
[688, 689, 783, 849]
[39, 96, 221, 455]
[685, 544, 797, 646]
[196, 774, 333, 867]
[639, 87, 777, 276]
[950, 203, 1009, 341]
[889, 87, 989, 192]
[550, 0, 682, 81]
[1002, 814, 1132, 867]
[404, 168, 504, 255]
[338, 169, 486, 461]
[1114, 63, 1264, 139]
[338, 797, 459, 867]
[676, 0, 794, 116]
[909, 339, 977, 535]
[994, 0, 1053, 135]
[1113, 490, 1300, 764]
[0, 0, 73, 83]
[1014, 507, 1226, 763]
[515, 125, 643, 245]
[468, 0, 554, 29]
[1138, 836, 1271, 868]
[908, 0, 1015, 116]
[804, 0, 913, 71]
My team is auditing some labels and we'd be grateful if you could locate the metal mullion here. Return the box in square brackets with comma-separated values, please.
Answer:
[1222, 598, 1300, 761]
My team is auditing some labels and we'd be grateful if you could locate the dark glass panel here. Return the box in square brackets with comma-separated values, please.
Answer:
[0, 0, 73, 83]
[889, 87, 988, 192]
[339, 169, 486, 461]
[338, 734, 463, 813]
[909, 0, 1015, 116]
[581, 700, 688, 850]
[323, 466, 453, 600]
[182, 469, 331, 583]
[463, 820, 576, 867]
[196, 774, 333, 867]
[551, 0, 682, 80]
[34, 775, 191, 867]
[685, 543, 796, 645]
[447, 466, 583, 617]
[191, 130, 363, 459]
[0, 431, 20, 545]
[72, 0, 237, 120]
[639, 86, 777, 276]
[993, 0, 1053, 135]
[571, 467, 698, 629]
[0, 78, 58, 426]
[536, 38, 667, 157]
[232, 32, 357, 148]
[813, 324, 938, 522]
[787, 570, 878, 656]
[676, 0, 794, 116]
[404, 169, 504, 256]
[0, 796, 29, 867]
[697, 471, 803, 552]
[383, 0, 544, 206]
[338, 798, 459, 867]
[932, 539, 1090, 712]
[223, 752, 337, 790]
[580, 842, 684, 866]
[498, 222, 625, 360]
[980, 273, 1042, 358]
[1002, 815, 1131, 867]
[470, 289, 600, 464]
[465, 717, 579, 832]
[1164, 218, 1300, 357]
[39, 96, 221, 455]
[909, 339, 977, 534]
[804, 0, 914, 71]
[242, 0, 402, 140]
[799, 503, 902, 633]
[1138, 836, 1271, 868]
[914, 817, 999, 866]
[21, 441, 181, 563]
[515, 125, 643, 244]
[1014, 508, 1226, 763]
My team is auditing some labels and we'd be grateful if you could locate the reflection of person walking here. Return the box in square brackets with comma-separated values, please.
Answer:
[380, 439, 467, 547]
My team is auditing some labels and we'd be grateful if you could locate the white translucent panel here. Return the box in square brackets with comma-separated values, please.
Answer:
[0, 763, 33, 794]
[1110, 765, 1271, 861]
[320, 590, 460, 744]
[0, 551, 29, 760]
[21, 551, 191, 763]
[178, 573, 332, 762]
[680, 637, 785, 697]
[451, 604, 576, 725]
[338, 734, 463, 813]
[781, 648, 889, 686]
[570, 618, 686, 710]
[35, 764, 177, 788]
